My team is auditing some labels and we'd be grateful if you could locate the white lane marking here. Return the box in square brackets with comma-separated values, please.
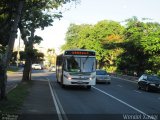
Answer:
[92, 86, 155, 120]
[134, 90, 142, 94]
[111, 76, 138, 84]
[117, 85, 123, 87]
[50, 82, 68, 120]
[48, 78, 64, 120]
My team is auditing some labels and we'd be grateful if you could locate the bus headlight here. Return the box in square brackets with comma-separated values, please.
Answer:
[68, 76, 72, 80]
[64, 73, 72, 80]
[89, 76, 95, 80]
[67, 74, 72, 80]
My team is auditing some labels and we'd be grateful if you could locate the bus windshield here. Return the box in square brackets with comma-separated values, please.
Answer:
[65, 56, 96, 72]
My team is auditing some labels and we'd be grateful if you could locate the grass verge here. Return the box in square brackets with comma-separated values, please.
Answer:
[0, 82, 31, 113]
[7, 67, 19, 74]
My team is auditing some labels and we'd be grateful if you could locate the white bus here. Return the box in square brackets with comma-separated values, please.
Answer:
[56, 49, 96, 89]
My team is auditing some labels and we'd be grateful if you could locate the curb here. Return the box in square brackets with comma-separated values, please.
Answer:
[6, 84, 18, 94]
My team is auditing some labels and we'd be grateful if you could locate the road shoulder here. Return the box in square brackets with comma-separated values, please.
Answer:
[18, 80, 58, 120]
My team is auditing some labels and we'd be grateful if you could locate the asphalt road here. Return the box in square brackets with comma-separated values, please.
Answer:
[7, 71, 23, 92]
[9, 70, 160, 120]
[37, 70, 159, 120]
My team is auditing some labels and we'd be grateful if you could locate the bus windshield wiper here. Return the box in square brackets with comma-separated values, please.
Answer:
[83, 55, 89, 66]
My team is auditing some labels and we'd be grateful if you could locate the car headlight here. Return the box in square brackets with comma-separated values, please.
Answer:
[150, 83, 155, 86]
[105, 75, 111, 79]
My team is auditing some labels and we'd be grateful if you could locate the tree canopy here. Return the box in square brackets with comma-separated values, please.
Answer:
[62, 20, 124, 71]
[62, 17, 160, 76]
[0, 0, 19, 46]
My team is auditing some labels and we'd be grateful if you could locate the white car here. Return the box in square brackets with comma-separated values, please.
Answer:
[32, 64, 42, 70]
[49, 66, 56, 72]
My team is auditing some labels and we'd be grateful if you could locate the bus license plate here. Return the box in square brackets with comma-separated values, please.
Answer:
[77, 81, 83, 84]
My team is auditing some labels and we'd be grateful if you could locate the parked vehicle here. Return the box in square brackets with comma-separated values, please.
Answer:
[32, 64, 42, 70]
[49, 66, 56, 72]
[138, 74, 160, 92]
[96, 69, 111, 84]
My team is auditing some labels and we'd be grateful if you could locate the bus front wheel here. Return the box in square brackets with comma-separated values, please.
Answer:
[61, 84, 66, 88]
[86, 85, 91, 89]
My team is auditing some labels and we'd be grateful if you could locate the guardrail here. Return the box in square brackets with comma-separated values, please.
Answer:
[109, 73, 139, 82]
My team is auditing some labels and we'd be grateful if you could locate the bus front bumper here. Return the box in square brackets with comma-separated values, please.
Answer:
[63, 79, 96, 86]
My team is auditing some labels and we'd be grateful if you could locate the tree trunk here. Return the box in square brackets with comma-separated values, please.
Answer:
[0, 65, 7, 100]
[0, 0, 24, 100]
[22, 28, 35, 81]
[22, 44, 32, 81]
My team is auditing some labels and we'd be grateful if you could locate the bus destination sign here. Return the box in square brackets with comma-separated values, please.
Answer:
[65, 51, 95, 56]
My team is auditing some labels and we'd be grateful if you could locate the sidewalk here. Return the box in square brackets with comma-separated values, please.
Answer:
[18, 80, 58, 120]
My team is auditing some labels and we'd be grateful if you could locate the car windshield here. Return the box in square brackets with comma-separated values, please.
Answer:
[148, 75, 160, 81]
[96, 70, 107, 75]
[65, 56, 96, 72]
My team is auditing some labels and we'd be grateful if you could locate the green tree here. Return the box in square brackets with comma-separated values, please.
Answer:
[118, 17, 160, 75]
[62, 24, 86, 49]
[141, 22, 160, 74]
[32, 49, 44, 63]
[47, 48, 56, 66]
[0, 0, 24, 100]
[0, 0, 79, 100]
[92, 20, 124, 71]
[19, 0, 79, 81]
[118, 17, 148, 75]
[62, 20, 124, 71]
[0, 0, 18, 46]
[12, 49, 44, 65]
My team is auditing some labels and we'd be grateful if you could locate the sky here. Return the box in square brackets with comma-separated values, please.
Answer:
[29, 0, 160, 54]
